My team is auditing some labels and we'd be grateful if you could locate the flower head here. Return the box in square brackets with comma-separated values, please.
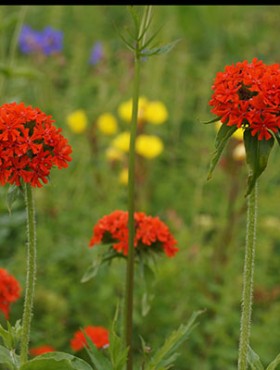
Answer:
[144, 101, 168, 124]
[70, 325, 109, 351]
[30, 345, 55, 356]
[89, 210, 178, 258]
[0, 268, 21, 319]
[96, 113, 118, 135]
[18, 25, 63, 56]
[0, 102, 72, 187]
[118, 97, 148, 123]
[89, 41, 103, 65]
[66, 110, 88, 134]
[135, 134, 164, 158]
[209, 58, 280, 141]
[111, 131, 130, 152]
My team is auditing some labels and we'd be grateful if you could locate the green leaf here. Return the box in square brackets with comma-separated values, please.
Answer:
[207, 123, 238, 180]
[0, 345, 16, 369]
[140, 39, 181, 57]
[6, 184, 22, 214]
[247, 346, 264, 370]
[107, 303, 128, 370]
[84, 335, 112, 370]
[266, 353, 280, 370]
[144, 310, 204, 370]
[244, 130, 274, 196]
[201, 115, 222, 124]
[20, 352, 93, 370]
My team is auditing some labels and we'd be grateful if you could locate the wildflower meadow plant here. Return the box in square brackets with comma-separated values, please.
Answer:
[207, 58, 280, 370]
[0, 102, 73, 369]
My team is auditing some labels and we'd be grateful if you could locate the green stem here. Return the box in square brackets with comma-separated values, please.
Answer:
[238, 181, 258, 370]
[20, 183, 37, 365]
[125, 48, 141, 370]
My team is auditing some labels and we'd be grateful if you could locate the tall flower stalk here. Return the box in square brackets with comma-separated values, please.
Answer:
[207, 58, 280, 369]
[20, 183, 36, 364]
[125, 8, 150, 370]
[238, 180, 257, 370]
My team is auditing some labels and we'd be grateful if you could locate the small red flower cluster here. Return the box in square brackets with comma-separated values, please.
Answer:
[209, 58, 280, 140]
[0, 268, 21, 319]
[30, 345, 55, 356]
[0, 102, 72, 187]
[70, 325, 109, 351]
[89, 210, 179, 257]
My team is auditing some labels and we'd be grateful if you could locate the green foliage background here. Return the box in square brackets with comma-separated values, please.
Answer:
[1, 5, 280, 370]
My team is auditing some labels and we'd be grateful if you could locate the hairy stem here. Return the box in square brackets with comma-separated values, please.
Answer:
[238, 181, 258, 370]
[20, 183, 37, 364]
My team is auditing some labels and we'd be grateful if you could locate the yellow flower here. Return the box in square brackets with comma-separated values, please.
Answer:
[119, 168, 129, 185]
[215, 121, 243, 140]
[66, 110, 88, 134]
[96, 113, 118, 135]
[111, 131, 130, 152]
[144, 101, 168, 124]
[135, 134, 164, 159]
[105, 146, 124, 162]
[118, 96, 148, 123]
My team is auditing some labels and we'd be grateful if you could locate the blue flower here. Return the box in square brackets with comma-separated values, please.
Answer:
[18, 25, 63, 56]
[89, 41, 103, 65]
[18, 25, 42, 54]
[41, 26, 63, 55]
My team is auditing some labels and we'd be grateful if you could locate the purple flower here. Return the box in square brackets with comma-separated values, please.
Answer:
[18, 25, 42, 54]
[41, 26, 63, 55]
[89, 42, 103, 65]
[18, 25, 63, 56]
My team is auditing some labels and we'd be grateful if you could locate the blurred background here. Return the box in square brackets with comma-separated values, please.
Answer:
[1, 5, 280, 369]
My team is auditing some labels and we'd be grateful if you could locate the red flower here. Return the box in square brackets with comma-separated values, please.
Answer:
[209, 58, 280, 140]
[0, 102, 72, 187]
[0, 268, 21, 319]
[70, 325, 109, 351]
[89, 210, 179, 257]
[30, 345, 55, 356]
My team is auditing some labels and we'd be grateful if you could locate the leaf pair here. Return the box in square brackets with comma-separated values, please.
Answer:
[207, 123, 275, 196]
[248, 346, 280, 370]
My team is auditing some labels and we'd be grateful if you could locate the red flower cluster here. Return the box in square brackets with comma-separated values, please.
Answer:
[209, 58, 280, 140]
[0, 268, 21, 319]
[70, 325, 109, 351]
[89, 210, 179, 257]
[30, 345, 55, 356]
[0, 102, 72, 187]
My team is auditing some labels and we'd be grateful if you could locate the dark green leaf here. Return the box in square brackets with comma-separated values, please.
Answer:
[244, 130, 274, 196]
[201, 116, 222, 124]
[207, 123, 238, 180]
[20, 352, 93, 370]
[247, 346, 264, 370]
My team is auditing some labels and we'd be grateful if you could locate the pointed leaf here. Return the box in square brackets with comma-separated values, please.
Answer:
[247, 346, 264, 370]
[201, 115, 222, 124]
[266, 353, 280, 370]
[145, 310, 204, 370]
[20, 352, 93, 370]
[244, 130, 274, 196]
[141, 39, 180, 57]
[207, 123, 238, 180]
[84, 334, 112, 370]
